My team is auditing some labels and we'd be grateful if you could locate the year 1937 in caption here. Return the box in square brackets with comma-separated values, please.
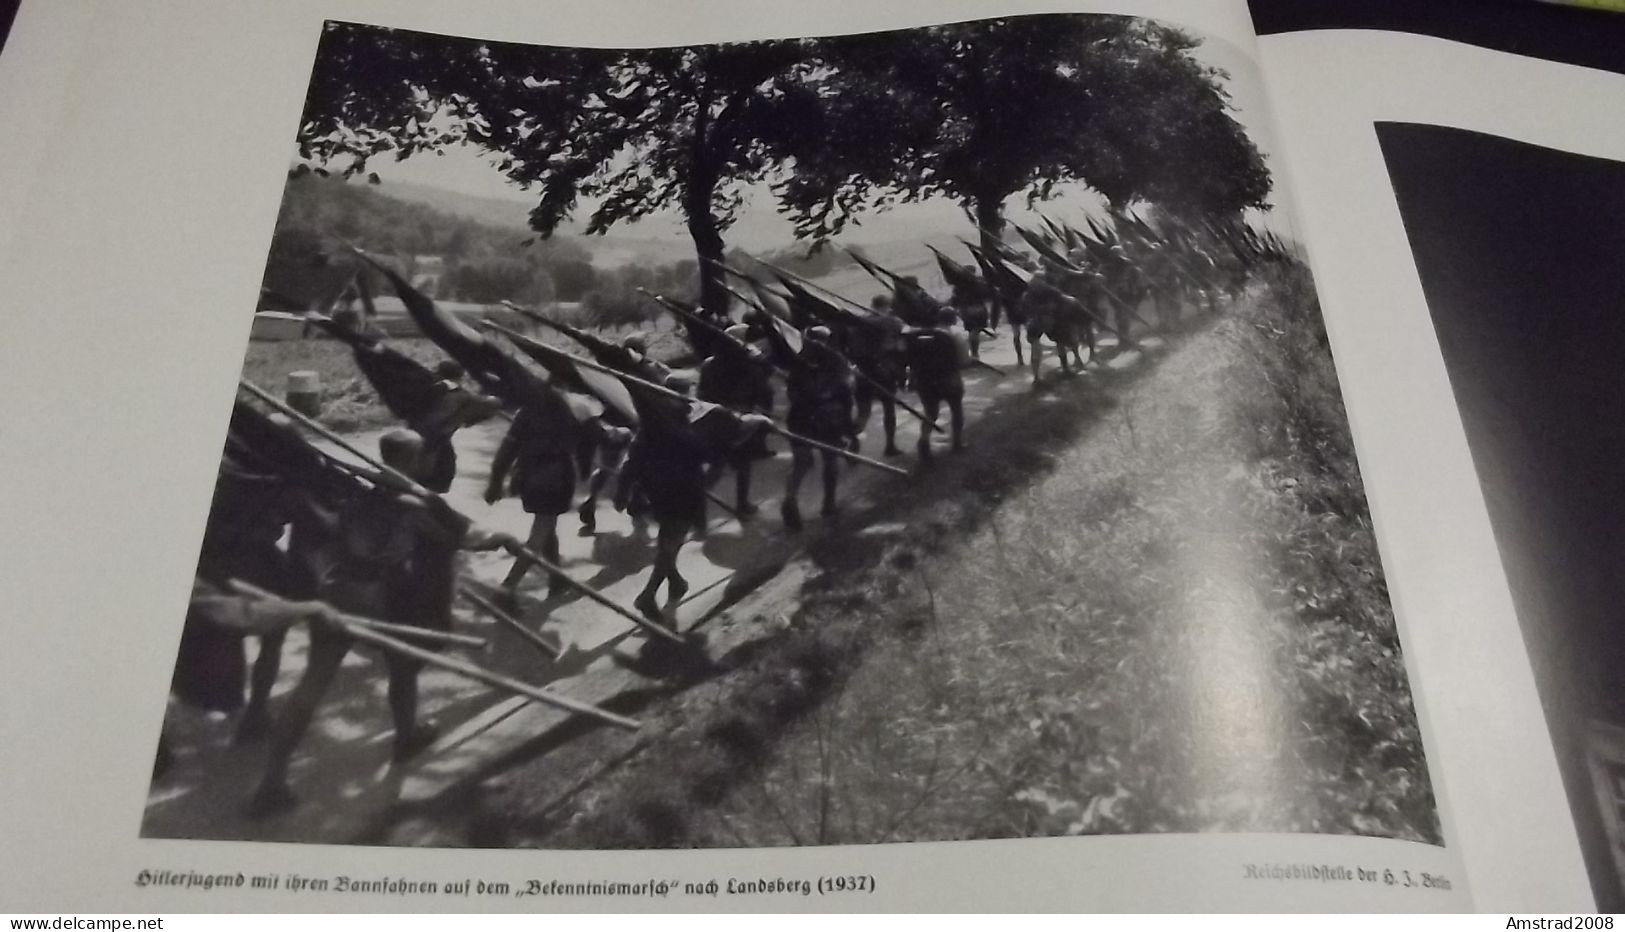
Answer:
[134, 869, 875, 903]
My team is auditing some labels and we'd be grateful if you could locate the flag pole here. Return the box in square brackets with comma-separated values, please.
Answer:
[236, 379, 688, 645]
[652, 286, 942, 435]
[707, 255, 878, 320]
[306, 311, 515, 423]
[729, 254, 880, 319]
[213, 580, 487, 649]
[229, 580, 640, 730]
[459, 584, 566, 662]
[477, 321, 911, 479]
[841, 246, 906, 289]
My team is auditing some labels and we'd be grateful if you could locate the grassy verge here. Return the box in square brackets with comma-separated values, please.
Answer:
[241, 339, 447, 432]
[440, 263, 1439, 849]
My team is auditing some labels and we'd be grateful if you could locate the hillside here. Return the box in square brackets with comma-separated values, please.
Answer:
[381, 180, 709, 268]
[262, 174, 694, 309]
[379, 180, 536, 230]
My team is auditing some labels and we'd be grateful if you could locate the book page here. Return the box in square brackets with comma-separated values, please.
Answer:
[0, 2, 95, 262]
[1250, 2, 1625, 912]
[0, 0, 1467, 912]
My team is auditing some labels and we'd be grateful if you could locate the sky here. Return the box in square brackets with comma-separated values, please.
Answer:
[341, 16, 1299, 254]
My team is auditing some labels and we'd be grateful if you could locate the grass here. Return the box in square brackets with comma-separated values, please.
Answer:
[446, 260, 1439, 850]
[241, 339, 447, 433]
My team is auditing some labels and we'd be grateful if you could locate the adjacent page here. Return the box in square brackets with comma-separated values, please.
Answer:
[1250, 0, 1625, 912]
[2, 0, 1466, 912]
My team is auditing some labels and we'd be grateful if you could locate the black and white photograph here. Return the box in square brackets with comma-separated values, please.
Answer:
[1377, 121, 1625, 909]
[141, 13, 1440, 851]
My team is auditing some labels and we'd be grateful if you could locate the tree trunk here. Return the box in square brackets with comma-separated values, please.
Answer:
[974, 192, 1005, 259]
[973, 191, 1011, 328]
[685, 180, 728, 317]
[683, 86, 730, 318]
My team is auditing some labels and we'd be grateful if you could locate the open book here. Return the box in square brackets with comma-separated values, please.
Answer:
[2, 0, 1622, 914]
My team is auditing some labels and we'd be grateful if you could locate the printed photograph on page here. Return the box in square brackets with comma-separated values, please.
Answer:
[141, 14, 1441, 851]
[1377, 121, 1625, 907]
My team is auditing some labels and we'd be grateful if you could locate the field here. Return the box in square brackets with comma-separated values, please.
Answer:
[241, 338, 447, 432]
[397, 263, 1440, 849]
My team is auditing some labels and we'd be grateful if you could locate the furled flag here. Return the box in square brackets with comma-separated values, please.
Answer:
[844, 248, 904, 291]
[742, 278, 804, 356]
[310, 315, 501, 438]
[929, 245, 988, 299]
[1013, 223, 1076, 271]
[772, 274, 867, 331]
[485, 322, 641, 428]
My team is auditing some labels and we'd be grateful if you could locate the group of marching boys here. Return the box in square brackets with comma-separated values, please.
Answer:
[160, 215, 1279, 816]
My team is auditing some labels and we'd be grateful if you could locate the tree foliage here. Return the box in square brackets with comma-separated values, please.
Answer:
[299, 22, 822, 312]
[774, 16, 1271, 246]
[294, 15, 1272, 310]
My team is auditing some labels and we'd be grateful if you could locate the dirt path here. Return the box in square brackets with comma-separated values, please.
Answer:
[442, 288, 1436, 850]
[142, 317, 1167, 845]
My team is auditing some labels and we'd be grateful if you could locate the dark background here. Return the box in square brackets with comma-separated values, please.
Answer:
[1377, 121, 1625, 910]
[0, 0, 18, 57]
[1251, 0, 1625, 77]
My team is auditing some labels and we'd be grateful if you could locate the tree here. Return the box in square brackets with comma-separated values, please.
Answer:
[548, 257, 599, 303]
[297, 22, 823, 314]
[582, 282, 660, 329]
[775, 16, 1271, 253]
[445, 256, 534, 303]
